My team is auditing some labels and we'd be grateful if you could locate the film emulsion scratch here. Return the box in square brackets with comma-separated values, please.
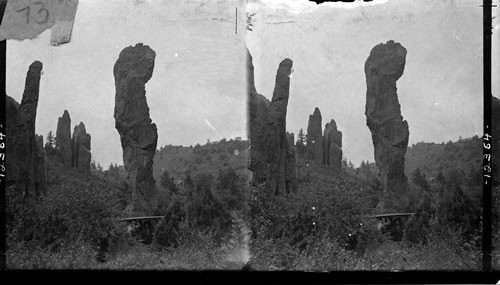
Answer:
[1, 0, 497, 275]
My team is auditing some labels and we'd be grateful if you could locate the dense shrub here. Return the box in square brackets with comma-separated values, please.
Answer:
[153, 198, 185, 249]
[214, 167, 247, 211]
[436, 172, 481, 242]
[404, 192, 435, 244]
[7, 170, 130, 263]
[249, 165, 377, 253]
[186, 174, 232, 237]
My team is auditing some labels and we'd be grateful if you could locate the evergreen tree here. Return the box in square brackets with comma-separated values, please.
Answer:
[215, 167, 245, 210]
[296, 128, 307, 158]
[348, 160, 354, 169]
[297, 128, 306, 145]
[466, 165, 482, 187]
[412, 168, 430, 191]
[435, 171, 445, 185]
[437, 170, 480, 240]
[45, 130, 56, 151]
[185, 173, 231, 236]
[404, 192, 434, 243]
[160, 170, 178, 194]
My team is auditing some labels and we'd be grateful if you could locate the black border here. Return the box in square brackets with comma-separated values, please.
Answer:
[1, 270, 500, 283]
[0, 0, 7, 273]
[483, 0, 493, 273]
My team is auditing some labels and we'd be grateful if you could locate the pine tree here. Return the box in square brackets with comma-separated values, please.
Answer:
[297, 128, 306, 145]
[435, 171, 445, 186]
[160, 170, 178, 194]
[296, 128, 307, 158]
[45, 130, 56, 150]
[412, 168, 430, 191]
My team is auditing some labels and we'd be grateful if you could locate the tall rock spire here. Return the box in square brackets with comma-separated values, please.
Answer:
[365, 40, 410, 213]
[56, 110, 72, 167]
[8, 61, 45, 199]
[247, 49, 297, 197]
[114, 43, 159, 216]
[306, 107, 323, 164]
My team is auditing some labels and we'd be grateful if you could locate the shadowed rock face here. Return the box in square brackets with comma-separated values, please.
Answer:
[6, 96, 20, 181]
[72, 122, 91, 172]
[77, 145, 91, 173]
[323, 119, 343, 171]
[56, 110, 72, 167]
[306, 107, 323, 164]
[492, 96, 500, 187]
[247, 49, 297, 196]
[365, 40, 409, 213]
[7, 61, 46, 199]
[35, 135, 47, 196]
[248, 50, 271, 183]
[114, 43, 158, 216]
[264, 58, 294, 197]
[285, 132, 298, 194]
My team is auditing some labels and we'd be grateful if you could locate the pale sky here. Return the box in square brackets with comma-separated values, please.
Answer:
[7, 0, 247, 168]
[6, 0, 497, 168]
[247, 0, 492, 166]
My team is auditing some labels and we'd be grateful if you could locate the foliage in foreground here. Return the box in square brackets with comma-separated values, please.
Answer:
[250, 226, 481, 271]
[6, 159, 132, 266]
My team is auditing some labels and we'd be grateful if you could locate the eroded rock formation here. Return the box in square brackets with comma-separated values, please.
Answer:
[6, 96, 20, 179]
[72, 122, 91, 172]
[35, 135, 47, 196]
[263, 58, 294, 197]
[56, 110, 72, 167]
[365, 40, 409, 212]
[114, 43, 159, 216]
[7, 61, 46, 199]
[285, 132, 298, 193]
[247, 49, 297, 196]
[306, 107, 323, 164]
[323, 119, 343, 171]
[248, 50, 271, 183]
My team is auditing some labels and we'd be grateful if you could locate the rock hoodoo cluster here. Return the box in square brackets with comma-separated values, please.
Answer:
[364, 40, 410, 213]
[114, 43, 159, 216]
[305, 107, 323, 163]
[323, 119, 343, 171]
[56, 110, 72, 166]
[6, 61, 47, 198]
[72, 122, 91, 172]
[55, 110, 92, 173]
[304, 107, 343, 171]
[247, 49, 298, 197]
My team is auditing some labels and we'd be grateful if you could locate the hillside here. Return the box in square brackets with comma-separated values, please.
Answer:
[405, 135, 482, 179]
[153, 138, 249, 183]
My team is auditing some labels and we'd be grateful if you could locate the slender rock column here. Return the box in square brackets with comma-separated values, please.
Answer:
[114, 43, 159, 216]
[365, 40, 410, 213]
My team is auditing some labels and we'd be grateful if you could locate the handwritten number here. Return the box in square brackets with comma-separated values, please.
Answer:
[34, 2, 49, 25]
[16, 3, 49, 25]
[16, 6, 30, 24]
